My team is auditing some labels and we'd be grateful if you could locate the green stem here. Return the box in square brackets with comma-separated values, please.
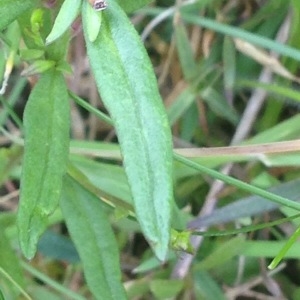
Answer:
[69, 90, 113, 126]
[174, 153, 300, 211]
[192, 213, 300, 237]
[0, 266, 32, 300]
[71, 91, 300, 211]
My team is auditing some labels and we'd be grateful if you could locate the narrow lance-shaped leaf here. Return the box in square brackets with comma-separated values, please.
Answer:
[60, 175, 127, 300]
[18, 70, 70, 259]
[222, 36, 236, 104]
[83, 1, 102, 43]
[174, 18, 197, 81]
[82, 1, 174, 261]
[46, 0, 82, 45]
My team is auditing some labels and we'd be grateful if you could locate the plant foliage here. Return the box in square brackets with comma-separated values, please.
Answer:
[1, 0, 300, 298]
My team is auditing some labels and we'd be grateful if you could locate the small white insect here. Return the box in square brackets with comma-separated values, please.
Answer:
[93, 0, 107, 11]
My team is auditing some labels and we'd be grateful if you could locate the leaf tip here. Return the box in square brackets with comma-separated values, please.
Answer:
[45, 36, 53, 46]
[18, 208, 49, 260]
[151, 240, 169, 262]
[18, 231, 38, 260]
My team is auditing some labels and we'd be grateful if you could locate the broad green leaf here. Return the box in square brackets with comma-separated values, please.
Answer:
[82, 1, 174, 260]
[18, 70, 70, 259]
[60, 175, 127, 300]
[0, 0, 34, 31]
[46, 0, 82, 45]
[116, 0, 153, 13]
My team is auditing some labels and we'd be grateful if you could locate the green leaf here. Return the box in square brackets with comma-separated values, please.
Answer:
[193, 271, 226, 300]
[38, 231, 79, 263]
[269, 225, 300, 269]
[174, 18, 197, 81]
[46, 0, 82, 45]
[0, 231, 25, 290]
[29, 287, 63, 300]
[20, 59, 56, 76]
[67, 162, 134, 215]
[71, 155, 133, 205]
[60, 175, 127, 300]
[194, 236, 245, 270]
[0, 146, 22, 186]
[133, 253, 176, 274]
[82, 1, 174, 260]
[0, 0, 34, 31]
[19, 49, 45, 61]
[174, 154, 300, 211]
[167, 87, 196, 126]
[200, 87, 238, 124]
[116, 0, 153, 13]
[181, 12, 300, 61]
[82, 1, 102, 42]
[18, 70, 70, 259]
[240, 240, 300, 258]
[21, 262, 85, 300]
[150, 279, 184, 299]
[222, 37, 236, 100]
[188, 179, 300, 231]
[238, 80, 300, 105]
[192, 213, 300, 237]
